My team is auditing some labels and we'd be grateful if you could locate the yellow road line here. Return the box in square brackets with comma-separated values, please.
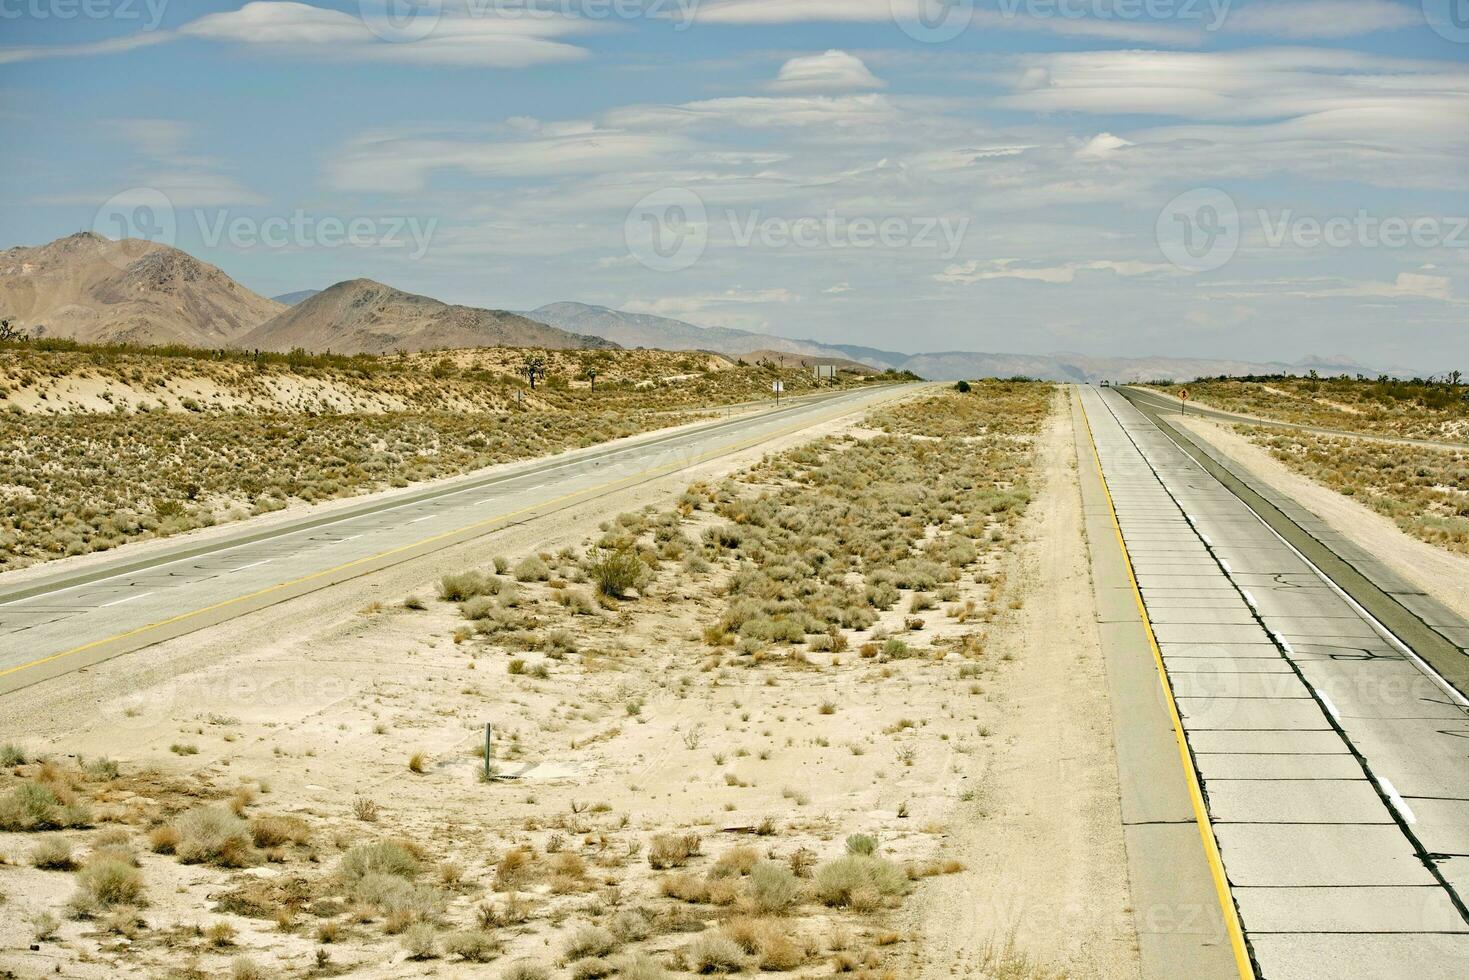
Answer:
[1076, 390, 1256, 980]
[1, 387, 909, 683]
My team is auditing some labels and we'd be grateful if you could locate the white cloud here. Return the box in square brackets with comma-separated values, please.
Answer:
[1076, 132, 1133, 160]
[0, 1, 589, 68]
[685, 0, 1203, 45]
[935, 258, 1183, 284]
[772, 50, 885, 93]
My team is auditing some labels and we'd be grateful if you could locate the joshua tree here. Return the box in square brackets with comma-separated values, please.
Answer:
[524, 354, 547, 390]
[587, 367, 597, 391]
[0, 318, 21, 342]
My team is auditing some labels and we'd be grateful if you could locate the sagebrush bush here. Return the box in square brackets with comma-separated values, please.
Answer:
[71, 856, 144, 913]
[746, 860, 800, 913]
[812, 854, 908, 907]
[340, 840, 421, 881]
[586, 545, 649, 598]
[31, 834, 75, 869]
[688, 934, 745, 973]
[0, 780, 90, 831]
[443, 928, 499, 962]
[174, 806, 252, 866]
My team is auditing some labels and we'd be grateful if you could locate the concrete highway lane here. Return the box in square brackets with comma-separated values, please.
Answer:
[1081, 386, 1469, 980]
[0, 384, 919, 694]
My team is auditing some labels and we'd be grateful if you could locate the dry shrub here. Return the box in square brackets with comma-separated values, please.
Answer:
[648, 832, 701, 869]
[709, 845, 759, 879]
[175, 806, 253, 867]
[250, 813, 309, 848]
[745, 860, 800, 914]
[31, 834, 75, 870]
[502, 963, 551, 980]
[340, 840, 421, 881]
[658, 873, 710, 903]
[618, 952, 669, 980]
[401, 922, 438, 960]
[444, 928, 500, 962]
[688, 934, 744, 974]
[813, 855, 908, 907]
[0, 779, 90, 831]
[495, 845, 536, 890]
[564, 923, 619, 961]
[570, 959, 614, 980]
[231, 957, 268, 980]
[148, 824, 180, 854]
[71, 855, 144, 914]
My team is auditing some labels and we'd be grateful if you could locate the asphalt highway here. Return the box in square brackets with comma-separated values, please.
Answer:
[0, 383, 919, 695]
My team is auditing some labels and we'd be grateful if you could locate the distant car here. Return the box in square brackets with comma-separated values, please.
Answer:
[1100, 380, 1111, 387]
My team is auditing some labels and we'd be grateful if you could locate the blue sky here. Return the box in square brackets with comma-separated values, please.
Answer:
[2, 0, 1467, 369]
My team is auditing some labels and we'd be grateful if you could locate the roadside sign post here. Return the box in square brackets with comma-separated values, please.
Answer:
[484, 723, 494, 782]
[1179, 388, 1189, 416]
[772, 380, 784, 406]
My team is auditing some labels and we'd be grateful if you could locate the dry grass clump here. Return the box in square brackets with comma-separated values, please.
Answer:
[249, 813, 309, 848]
[687, 933, 746, 973]
[443, 928, 500, 962]
[564, 923, 620, 960]
[813, 855, 909, 908]
[173, 805, 253, 866]
[340, 839, 422, 881]
[0, 778, 91, 831]
[31, 834, 76, 869]
[648, 832, 701, 869]
[69, 853, 145, 915]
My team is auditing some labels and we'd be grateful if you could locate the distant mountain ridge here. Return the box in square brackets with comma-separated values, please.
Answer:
[523, 301, 1392, 382]
[272, 289, 321, 306]
[242, 280, 617, 355]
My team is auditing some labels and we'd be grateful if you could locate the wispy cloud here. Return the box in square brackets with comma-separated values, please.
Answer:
[0, 1, 591, 68]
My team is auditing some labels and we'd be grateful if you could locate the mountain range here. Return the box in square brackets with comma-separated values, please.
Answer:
[523, 302, 1387, 382]
[0, 234, 1398, 381]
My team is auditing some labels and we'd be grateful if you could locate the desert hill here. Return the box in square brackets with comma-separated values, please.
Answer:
[241, 280, 618, 355]
[0, 232, 284, 348]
